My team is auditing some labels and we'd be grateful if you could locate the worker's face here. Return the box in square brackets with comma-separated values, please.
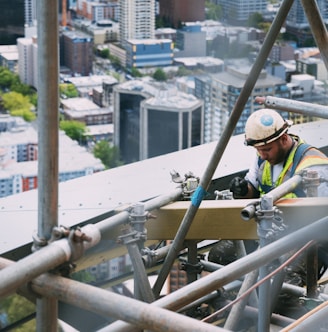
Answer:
[255, 137, 285, 165]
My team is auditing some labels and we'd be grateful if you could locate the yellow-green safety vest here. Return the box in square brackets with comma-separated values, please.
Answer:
[257, 135, 328, 198]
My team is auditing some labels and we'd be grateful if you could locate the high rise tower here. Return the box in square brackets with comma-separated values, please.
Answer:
[119, 0, 155, 45]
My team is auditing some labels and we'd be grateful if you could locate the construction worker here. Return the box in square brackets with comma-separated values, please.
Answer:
[229, 108, 328, 199]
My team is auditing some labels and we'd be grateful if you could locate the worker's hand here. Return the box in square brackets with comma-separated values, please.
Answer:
[229, 177, 249, 197]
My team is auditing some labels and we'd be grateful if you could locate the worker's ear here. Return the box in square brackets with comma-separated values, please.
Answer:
[280, 133, 289, 145]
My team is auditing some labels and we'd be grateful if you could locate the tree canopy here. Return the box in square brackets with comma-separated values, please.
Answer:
[59, 83, 79, 98]
[1, 91, 36, 121]
[93, 140, 122, 169]
[59, 120, 87, 143]
[152, 68, 167, 81]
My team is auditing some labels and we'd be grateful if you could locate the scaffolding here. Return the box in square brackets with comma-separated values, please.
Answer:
[1, 0, 328, 331]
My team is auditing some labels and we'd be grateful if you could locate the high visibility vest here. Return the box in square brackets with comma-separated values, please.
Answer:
[257, 135, 328, 198]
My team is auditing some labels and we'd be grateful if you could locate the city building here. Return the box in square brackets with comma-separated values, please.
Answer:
[60, 97, 113, 125]
[195, 59, 290, 141]
[216, 0, 268, 26]
[174, 57, 224, 73]
[286, 0, 328, 45]
[24, 0, 37, 37]
[155, 28, 177, 43]
[60, 30, 94, 76]
[269, 42, 295, 63]
[0, 0, 24, 44]
[76, 0, 119, 22]
[158, 0, 205, 28]
[296, 57, 328, 82]
[63, 75, 118, 104]
[0, 118, 105, 198]
[175, 23, 207, 58]
[119, 0, 155, 45]
[72, 19, 119, 45]
[113, 80, 204, 163]
[125, 39, 173, 70]
[0, 45, 19, 73]
[17, 36, 38, 88]
[194, 75, 216, 143]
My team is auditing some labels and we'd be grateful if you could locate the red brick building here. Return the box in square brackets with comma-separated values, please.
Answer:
[159, 0, 205, 28]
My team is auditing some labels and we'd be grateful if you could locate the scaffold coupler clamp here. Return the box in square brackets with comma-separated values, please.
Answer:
[301, 169, 321, 197]
[255, 196, 286, 244]
[214, 189, 233, 200]
[180, 256, 204, 275]
[170, 169, 200, 199]
[118, 202, 155, 248]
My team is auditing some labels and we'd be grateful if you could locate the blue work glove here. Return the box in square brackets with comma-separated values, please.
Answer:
[229, 177, 249, 197]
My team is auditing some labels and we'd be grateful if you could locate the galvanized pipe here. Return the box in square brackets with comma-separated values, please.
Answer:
[105, 215, 328, 332]
[152, 0, 295, 298]
[37, 0, 59, 328]
[255, 96, 328, 119]
[301, 0, 328, 71]
[30, 273, 226, 332]
[264, 174, 303, 204]
[126, 241, 154, 303]
[0, 224, 100, 300]
[224, 268, 259, 330]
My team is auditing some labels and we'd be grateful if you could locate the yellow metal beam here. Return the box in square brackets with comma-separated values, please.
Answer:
[146, 198, 328, 240]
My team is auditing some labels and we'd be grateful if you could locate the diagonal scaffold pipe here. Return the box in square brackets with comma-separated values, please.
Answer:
[152, 0, 296, 297]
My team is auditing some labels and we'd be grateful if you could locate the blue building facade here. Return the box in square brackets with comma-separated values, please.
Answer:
[125, 39, 173, 70]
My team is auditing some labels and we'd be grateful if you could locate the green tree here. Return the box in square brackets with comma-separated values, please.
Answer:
[59, 83, 79, 98]
[248, 12, 264, 28]
[99, 48, 110, 59]
[176, 66, 192, 77]
[1, 91, 36, 121]
[152, 68, 167, 82]
[131, 67, 142, 78]
[60, 120, 86, 143]
[93, 140, 122, 169]
[1, 91, 31, 111]
[0, 67, 16, 89]
[205, 1, 222, 21]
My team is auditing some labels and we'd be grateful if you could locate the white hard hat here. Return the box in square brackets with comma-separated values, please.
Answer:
[245, 109, 292, 146]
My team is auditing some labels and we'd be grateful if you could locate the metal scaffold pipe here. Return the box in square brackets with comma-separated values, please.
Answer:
[0, 224, 100, 300]
[152, 0, 296, 299]
[255, 96, 328, 119]
[104, 215, 328, 332]
[37, 0, 59, 328]
[30, 274, 226, 332]
[301, 0, 328, 71]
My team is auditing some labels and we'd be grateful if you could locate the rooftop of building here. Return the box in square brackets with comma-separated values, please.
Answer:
[0, 124, 37, 146]
[115, 79, 202, 109]
[212, 64, 285, 88]
[61, 97, 100, 111]
[126, 38, 172, 45]
[64, 75, 118, 87]
[145, 90, 202, 110]
[86, 123, 114, 136]
[174, 56, 224, 67]
[0, 129, 104, 177]
[0, 45, 18, 54]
